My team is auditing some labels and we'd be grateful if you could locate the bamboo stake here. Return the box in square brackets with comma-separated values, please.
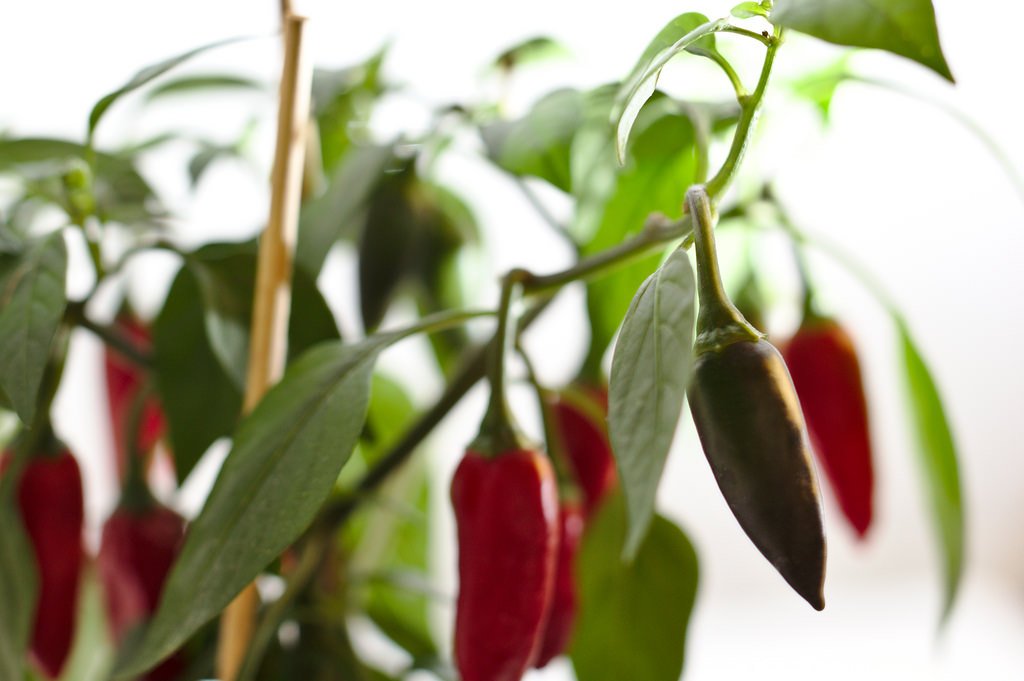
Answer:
[214, 13, 312, 680]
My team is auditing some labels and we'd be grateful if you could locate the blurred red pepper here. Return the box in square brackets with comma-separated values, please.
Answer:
[104, 313, 165, 480]
[10, 446, 85, 679]
[451, 448, 559, 681]
[547, 386, 616, 517]
[533, 501, 584, 668]
[782, 318, 875, 538]
[97, 492, 186, 680]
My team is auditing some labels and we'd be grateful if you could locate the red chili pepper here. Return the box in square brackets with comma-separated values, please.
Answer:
[12, 448, 85, 679]
[548, 387, 616, 517]
[451, 448, 559, 681]
[104, 314, 165, 479]
[533, 501, 584, 668]
[97, 500, 186, 681]
[782, 318, 875, 538]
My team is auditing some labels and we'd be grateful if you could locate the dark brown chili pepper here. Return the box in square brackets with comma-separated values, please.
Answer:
[685, 186, 826, 610]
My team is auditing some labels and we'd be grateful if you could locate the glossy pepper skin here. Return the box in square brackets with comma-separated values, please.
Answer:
[15, 449, 85, 678]
[686, 185, 826, 610]
[451, 448, 559, 681]
[97, 502, 186, 681]
[533, 501, 584, 668]
[689, 339, 826, 610]
[104, 314, 165, 479]
[782, 319, 874, 538]
[548, 387, 616, 517]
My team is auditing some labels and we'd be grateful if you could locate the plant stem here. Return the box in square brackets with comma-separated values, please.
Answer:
[469, 272, 527, 455]
[720, 24, 773, 47]
[688, 185, 760, 352]
[64, 302, 154, 367]
[705, 26, 782, 198]
[690, 47, 747, 99]
[520, 214, 693, 293]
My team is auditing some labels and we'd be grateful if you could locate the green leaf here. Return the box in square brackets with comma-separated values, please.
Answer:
[143, 74, 264, 102]
[358, 165, 418, 331]
[788, 54, 854, 121]
[410, 184, 479, 375]
[360, 372, 418, 465]
[608, 248, 696, 558]
[491, 36, 570, 71]
[771, 0, 953, 82]
[0, 495, 38, 681]
[187, 240, 340, 389]
[114, 334, 400, 678]
[187, 143, 240, 187]
[296, 144, 395, 277]
[898, 322, 963, 622]
[0, 138, 160, 227]
[153, 267, 242, 482]
[612, 13, 728, 163]
[570, 495, 698, 681]
[0, 232, 68, 423]
[356, 167, 478, 335]
[312, 48, 388, 173]
[480, 88, 586, 192]
[88, 36, 252, 141]
[154, 242, 338, 479]
[731, 1, 770, 19]
[360, 476, 438, 661]
[579, 99, 702, 377]
[60, 566, 115, 681]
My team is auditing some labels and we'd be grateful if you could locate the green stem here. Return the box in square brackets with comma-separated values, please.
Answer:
[521, 215, 693, 293]
[688, 185, 760, 352]
[720, 24, 773, 47]
[119, 384, 157, 512]
[235, 522, 332, 681]
[705, 26, 782, 198]
[390, 308, 495, 339]
[471, 274, 526, 455]
[790, 240, 819, 323]
[689, 47, 748, 99]
[64, 302, 154, 367]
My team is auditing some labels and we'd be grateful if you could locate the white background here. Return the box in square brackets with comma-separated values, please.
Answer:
[3, 0, 1024, 679]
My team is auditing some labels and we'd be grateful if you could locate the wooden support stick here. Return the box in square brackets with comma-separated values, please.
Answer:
[214, 12, 312, 680]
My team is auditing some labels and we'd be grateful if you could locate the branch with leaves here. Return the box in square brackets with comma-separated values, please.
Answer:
[0, 1, 976, 680]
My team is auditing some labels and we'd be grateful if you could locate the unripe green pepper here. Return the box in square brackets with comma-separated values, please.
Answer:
[685, 186, 826, 610]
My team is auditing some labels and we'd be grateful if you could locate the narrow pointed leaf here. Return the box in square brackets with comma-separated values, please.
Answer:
[899, 322, 963, 622]
[153, 268, 242, 481]
[88, 36, 252, 140]
[612, 14, 728, 163]
[144, 74, 264, 102]
[296, 144, 394, 277]
[113, 335, 396, 678]
[0, 232, 68, 423]
[0, 495, 38, 680]
[609, 248, 696, 558]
